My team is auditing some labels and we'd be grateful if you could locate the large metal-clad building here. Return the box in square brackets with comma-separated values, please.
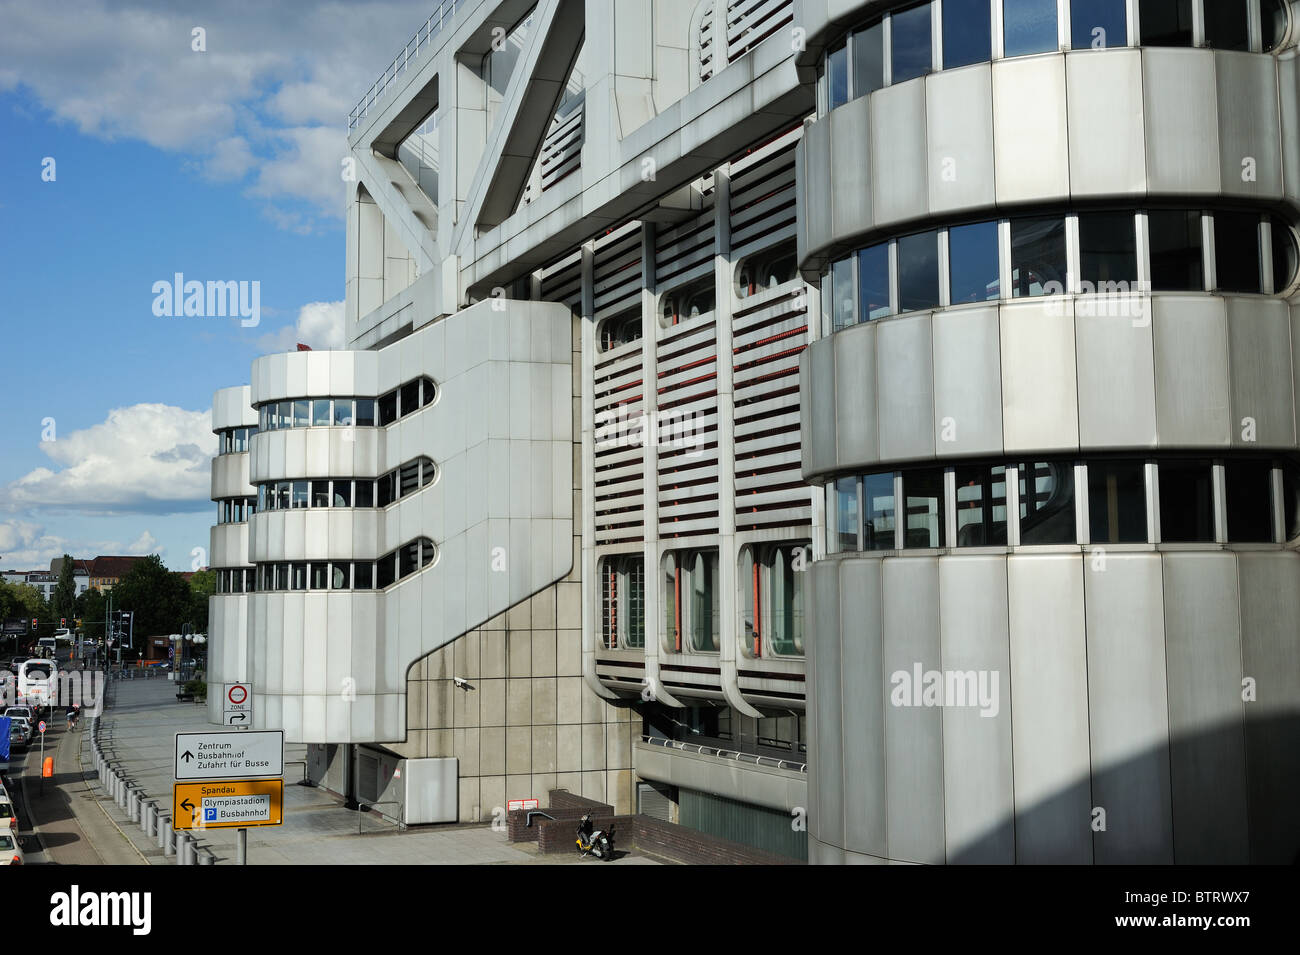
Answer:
[209, 0, 1300, 863]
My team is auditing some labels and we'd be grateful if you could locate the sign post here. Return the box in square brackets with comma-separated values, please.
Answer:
[223, 683, 252, 726]
[38, 720, 46, 793]
[172, 729, 284, 865]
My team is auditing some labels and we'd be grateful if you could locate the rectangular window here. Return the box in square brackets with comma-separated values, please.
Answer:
[1224, 461, 1274, 543]
[278, 401, 292, 429]
[400, 542, 419, 578]
[312, 480, 331, 508]
[275, 563, 290, 591]
[858, 244, 891, 321]
[354, 399, 375, 427]
[376, 555, 396, 589]
[333, 480, 351, 508]
[601, 562, 617, 648]
[399, 461, 420, 497]
[1078, 212, 1138, 289]
[1214, 213, 1263, 294]
[863, 471, 896, 550]
[276, 482, 291, 511]
[1204, 2, 1249, 50]
[1071, 0, 1127, 49]
[626, 558, 645, 649]
[1148, 210, 1203, 291]
[1139, 0, 1193, 46]
[827, 41, 849, 109]
[1011, 216, 1067, 297]
[1088, 460, 1147, 543]
[378, 391, 398, 426]
[1004, 0, 1058, 57]
[833, 476, 859, 552]
[291, 563, 308, 591]
[292, 481, 309, 509]
[955, 464, 1009, 546]
[311, 563, 328, 590]
[331, 563, 350, 590]
[333, 399, 354, 427]
[293, 400, 309, 428]
[377, 472, 396, 508]
[949, 221, 1000, 303]
[354, 480, 374, 508]
[312, 399, 331, 427]
[890, 3, 933, 83]
[944, 0, 992, 68]
[400, 381, 420, 418]
[1018, 461, 1076, 544]
[903, 469, 945, 548]
[898, 230, 941, 312]
[1159, 460, 1214, 542]
[831, 255, 856, 332]
[853, 22, 885, 97]
[354, 562, 373, 589]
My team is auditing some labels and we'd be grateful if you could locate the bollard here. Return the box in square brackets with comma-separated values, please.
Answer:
[163, 819, 175, 857]
[178, 832, 194, 866]
[197, 848, 215, 866]
[117, 780, 128, 810]
[159, 814, 171, 852]
[128, 789, 139, 822]
[141, 800, 155, 836]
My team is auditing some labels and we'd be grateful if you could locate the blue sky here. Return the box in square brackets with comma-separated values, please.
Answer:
[0, 0, 430, 571]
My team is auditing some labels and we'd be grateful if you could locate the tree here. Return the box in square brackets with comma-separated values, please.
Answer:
[110, 555, 192, 639]
[53, 553, 77, 624]
[76, 587, 107, 641]
[186, 569, 216, 634]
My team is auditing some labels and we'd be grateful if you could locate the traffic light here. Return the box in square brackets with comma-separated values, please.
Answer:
[31, 618, 37, 630]
[60, 617, 66, 627]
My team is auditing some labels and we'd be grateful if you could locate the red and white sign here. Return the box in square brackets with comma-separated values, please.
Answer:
[37, 721, 46, 734]
[507, 798, 540, 812]
[227, 684, 248, 706]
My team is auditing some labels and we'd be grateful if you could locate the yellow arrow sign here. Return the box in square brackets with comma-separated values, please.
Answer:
[173, 779, 283, 830]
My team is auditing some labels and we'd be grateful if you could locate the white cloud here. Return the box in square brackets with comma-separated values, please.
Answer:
[257, 300, 346, 352]
[126, 530, 163, 556]
[1, 404, 217, 516]
[0, 0, 434, 223]
[0, 520, 167, 571]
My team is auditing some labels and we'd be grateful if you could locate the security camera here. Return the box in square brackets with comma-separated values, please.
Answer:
[453, 676, 475, 691]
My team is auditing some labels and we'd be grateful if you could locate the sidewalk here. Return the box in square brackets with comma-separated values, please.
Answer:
[93, 676, 658, 865]
[20, 714, 146, 865]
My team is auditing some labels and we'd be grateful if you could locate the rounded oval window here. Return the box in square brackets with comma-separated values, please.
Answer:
[1271, 218, 1298, 294]
[1263, 0, 1291, 52]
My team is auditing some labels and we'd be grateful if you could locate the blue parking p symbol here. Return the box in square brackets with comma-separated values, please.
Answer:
[204, 807, 217, 822]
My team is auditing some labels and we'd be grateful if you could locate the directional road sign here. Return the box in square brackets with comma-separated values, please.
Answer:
[174, 730, 283, 781]
[173, 779, 283, 830]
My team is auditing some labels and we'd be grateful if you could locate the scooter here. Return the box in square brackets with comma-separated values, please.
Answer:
[575, 813, 614, 861]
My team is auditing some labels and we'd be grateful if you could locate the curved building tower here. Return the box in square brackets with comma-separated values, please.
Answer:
[797, 0, 1300, 863]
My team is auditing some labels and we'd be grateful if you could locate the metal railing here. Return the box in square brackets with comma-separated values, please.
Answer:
[641, 734, 807, 773]
[349, 0, 461, 129]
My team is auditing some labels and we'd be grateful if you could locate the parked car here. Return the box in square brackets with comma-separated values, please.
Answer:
[2, 706, 34, 724]
[0, 797, 15, 831]
[5, 725, 23, 752]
